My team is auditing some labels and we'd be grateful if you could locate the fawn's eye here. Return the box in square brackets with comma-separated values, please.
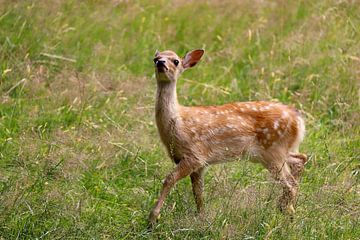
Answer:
[173, 59, 179, 66]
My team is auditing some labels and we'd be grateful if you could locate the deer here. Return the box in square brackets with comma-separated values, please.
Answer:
[149, 49, 307, 225]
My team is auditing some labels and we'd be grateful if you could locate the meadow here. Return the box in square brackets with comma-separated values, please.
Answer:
[0, 0, 359, 239]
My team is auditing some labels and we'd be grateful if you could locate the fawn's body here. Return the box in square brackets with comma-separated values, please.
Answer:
[149, 49, 307, 225]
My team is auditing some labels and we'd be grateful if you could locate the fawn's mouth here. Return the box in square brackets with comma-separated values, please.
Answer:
[156, 65, 168, 73]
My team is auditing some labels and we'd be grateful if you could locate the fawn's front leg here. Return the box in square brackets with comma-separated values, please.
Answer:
[190, 167, 205, 215]
[148, 162, 196, 225]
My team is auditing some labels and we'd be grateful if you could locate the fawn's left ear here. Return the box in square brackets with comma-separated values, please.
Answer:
[154, 50, 159, 57]
[183, 49, 204, 69]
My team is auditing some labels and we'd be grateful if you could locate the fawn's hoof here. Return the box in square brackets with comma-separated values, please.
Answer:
[286, 204, 295, 215]
[148, 210, 160, 227]
[197, 209, 205, 220]
[279, 203, 296, 215]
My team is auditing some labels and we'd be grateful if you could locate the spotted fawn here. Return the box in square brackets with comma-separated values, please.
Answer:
[149, 49, 307, 225]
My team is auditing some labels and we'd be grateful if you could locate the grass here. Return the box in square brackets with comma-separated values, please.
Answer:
[0, 0, 359, 239]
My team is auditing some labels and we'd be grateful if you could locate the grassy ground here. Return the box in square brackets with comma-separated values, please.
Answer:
[0, 0, 359, 239]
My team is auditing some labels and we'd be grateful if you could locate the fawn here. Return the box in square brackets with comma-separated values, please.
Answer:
[149, 49, 307, 225]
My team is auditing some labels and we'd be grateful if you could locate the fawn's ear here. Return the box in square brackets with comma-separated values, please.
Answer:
[154, 50, 159, 57]
[183, 49, 204, 69]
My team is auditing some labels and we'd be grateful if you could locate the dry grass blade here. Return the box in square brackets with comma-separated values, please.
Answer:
[40, 53, 76, 63]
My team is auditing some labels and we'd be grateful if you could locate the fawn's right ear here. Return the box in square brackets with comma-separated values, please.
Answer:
[154, 50, 159, 57]
[183, 49, 204, 69]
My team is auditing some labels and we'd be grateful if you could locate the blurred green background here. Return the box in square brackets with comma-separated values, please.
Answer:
[0, 0, 359, 239]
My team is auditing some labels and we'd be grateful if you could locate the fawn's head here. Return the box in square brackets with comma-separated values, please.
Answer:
[153, 49, 204, 83]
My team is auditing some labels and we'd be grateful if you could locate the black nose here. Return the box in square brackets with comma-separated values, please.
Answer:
[156, 60, 165, 67]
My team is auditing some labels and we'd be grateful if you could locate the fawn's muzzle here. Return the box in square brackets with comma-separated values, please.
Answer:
[156, 60, 168, 72]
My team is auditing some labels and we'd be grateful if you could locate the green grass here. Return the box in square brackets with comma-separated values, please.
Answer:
[0, 0, 359, 239]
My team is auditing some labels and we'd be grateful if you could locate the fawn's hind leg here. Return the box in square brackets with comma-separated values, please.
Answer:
[287, 153, 307, 181]
[278, 163, 298, 214]
[263, 152, 298, 214]
[271, 162, 298, 214]
[190, 167, 205, 214]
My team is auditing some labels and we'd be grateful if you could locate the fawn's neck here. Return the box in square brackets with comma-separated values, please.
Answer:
[155, 81, 182, 161]
[155, 81, 179, 124]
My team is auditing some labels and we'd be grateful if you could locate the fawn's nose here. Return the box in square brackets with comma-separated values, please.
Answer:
[156, 60, 166, 67]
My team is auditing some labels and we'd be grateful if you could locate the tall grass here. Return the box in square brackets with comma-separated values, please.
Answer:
[0, 0, 359, 239]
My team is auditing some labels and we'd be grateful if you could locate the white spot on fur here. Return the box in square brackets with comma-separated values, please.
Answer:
[282, 111, 289, 118]
[252, 107, 257, 111]
[274, 121, 279, 129]
[266, 133, 271, 140]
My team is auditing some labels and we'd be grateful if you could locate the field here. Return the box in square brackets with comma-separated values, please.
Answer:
[0, 0, 359, 239]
